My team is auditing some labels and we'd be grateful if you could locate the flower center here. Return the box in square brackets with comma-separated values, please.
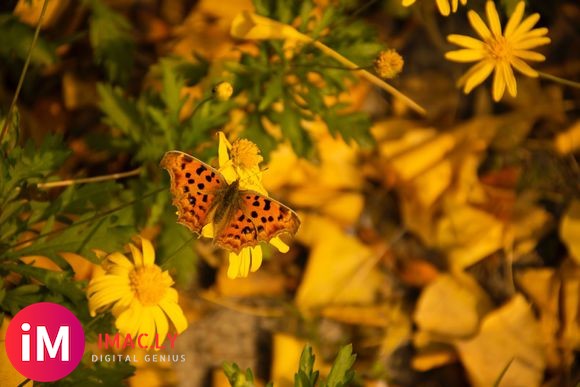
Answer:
[129, 266, 166, 306]
[231, 139, 263, 169]
[485, 35, 512, 61]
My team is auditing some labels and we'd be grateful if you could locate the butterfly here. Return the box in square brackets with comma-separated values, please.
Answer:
[161, 150, 300, 253]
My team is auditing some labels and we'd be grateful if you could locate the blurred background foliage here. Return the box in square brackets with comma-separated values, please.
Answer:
[0, 0, 579, 385]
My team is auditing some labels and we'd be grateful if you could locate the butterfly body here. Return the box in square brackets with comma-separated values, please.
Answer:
[161, 151, 300, 253]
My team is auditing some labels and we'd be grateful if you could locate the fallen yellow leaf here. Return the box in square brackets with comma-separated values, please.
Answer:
[560, 200, 580, 264]
[414, 274, 492, 338]
[454, 295, 545, 387]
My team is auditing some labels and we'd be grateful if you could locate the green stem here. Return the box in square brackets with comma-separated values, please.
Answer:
[0, 0, 50, 148]
[36, 167, 143, 189]
[538, 71, 580, 89]
[5, 187, 165, 253]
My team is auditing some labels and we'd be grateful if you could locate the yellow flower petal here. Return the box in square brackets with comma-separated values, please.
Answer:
[445, 49, 486, 63]
[492, 67, 506, 101]
[485, 1, 502, 36]
[504, 1, 525, 38]
[512, 37, 551, 50]
[447, 34, 484, 49]
[270, 236, 289, 253]
[116, 303, 143, 338]
[510, 57, 538, 77]
[463, 60, 495, 93]
[249, 245, 263, 272]
[138, 308, 156, 347]
[140, 237, 156, 266]
[468, 10, 492, 40]
[201, 223, 215, 238]
[510, 13, 540, 39]
[220, 162, 238, 185]
[513, 27, 548, 42]
[129, 243, 144, 267]
[88, 275, 130, 294]
[107, 252, 134, 269]
[227, 251, 242, 279]
[451, 0, 459, 13]
[218, 131, 232, 167]
[159, 299, 188, 333]
[239, 248, 251, 277]
[501, 61, 517, 97]
[402, 0, 416, 6]
[230, 11, 310, 42]
[514, 50, 545, 61]
[436, 0, 450, 16]
[152, 306, 169, 343]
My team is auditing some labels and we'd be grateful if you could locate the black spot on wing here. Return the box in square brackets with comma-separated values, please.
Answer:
[195, 165, 207, 175]
[263, 199, 271, 211]
[197, 183, 205, 190]
[185, 172, 191, 178]
[251, 211, 258, 218]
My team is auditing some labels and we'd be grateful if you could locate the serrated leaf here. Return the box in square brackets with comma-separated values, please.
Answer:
[7, 211, 134, 264]
[97, 83, 143, 141]
[86, 0, 134, 84]
[295, 344, 319, 387]
[323, 344, 357, 387]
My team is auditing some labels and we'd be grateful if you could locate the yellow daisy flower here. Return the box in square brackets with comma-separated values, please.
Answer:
[445, 1, 550, 101]
[402, 0, 467, 16]
[202, 132, 289, 279]
[87, 237, 188, 347]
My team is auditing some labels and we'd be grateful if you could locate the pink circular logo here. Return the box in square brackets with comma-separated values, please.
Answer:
[5, 302, 85, 382]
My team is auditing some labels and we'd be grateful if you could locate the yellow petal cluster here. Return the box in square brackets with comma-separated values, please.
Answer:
[402, 0, 467, 16]
[87, 238, 188, 347]
[446, 1, 550, 101]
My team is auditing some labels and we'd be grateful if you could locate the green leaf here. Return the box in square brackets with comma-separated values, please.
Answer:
[4, 265, 86, 304]
[6, 210, 134, 264]
[295, 344, 319, 387]
[324, 109, 375, 148]
[160, 59, 185, 123]
[276, 104, 313, 158]
[1, 284, 42, 316]
[97, 83, 143, 141]
[323, 344, 357, 387]
[86, 0, 135, 84]
[45, 353, 135, 386]
[222, 362, 257, 387]
[258, 77, 283, 112]
[0, 15, 57, 66]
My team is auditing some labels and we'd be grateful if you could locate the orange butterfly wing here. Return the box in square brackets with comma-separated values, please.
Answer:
[215, 192, 300, 252]
[160, 151, 226, 234]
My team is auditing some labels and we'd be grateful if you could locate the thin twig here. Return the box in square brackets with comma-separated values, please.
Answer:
[5, 187, 165, 252]
[312, 40, 427, 116]
[538, 71, 580, 89]
[36, 167, 143, 189]
[0, 0, 50, 148]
